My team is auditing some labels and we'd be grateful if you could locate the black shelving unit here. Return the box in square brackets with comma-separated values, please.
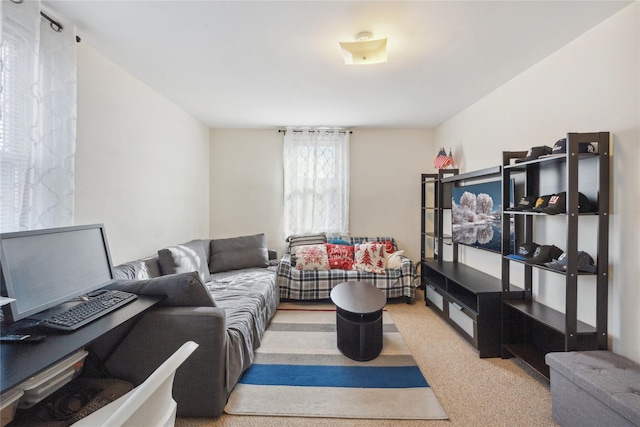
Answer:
[420, 173, 439, 271]
[422, 166, 511, 358]
[500, 132, 610, 379]
[420, 170, 457, 273]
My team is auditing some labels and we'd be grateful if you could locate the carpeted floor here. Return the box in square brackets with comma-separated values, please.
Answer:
[176, 289, 557, 427]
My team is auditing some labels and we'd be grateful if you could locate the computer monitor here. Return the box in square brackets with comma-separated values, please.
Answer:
[0, 224, 116, 324]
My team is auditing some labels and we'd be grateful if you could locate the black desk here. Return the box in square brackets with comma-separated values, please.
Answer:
[1, 295, 162, 393]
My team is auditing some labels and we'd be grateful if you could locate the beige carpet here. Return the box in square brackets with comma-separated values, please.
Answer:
[176, 289, 557, 427]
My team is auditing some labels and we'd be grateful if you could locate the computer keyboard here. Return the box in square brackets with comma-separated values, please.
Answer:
[41, 290, 138, 331]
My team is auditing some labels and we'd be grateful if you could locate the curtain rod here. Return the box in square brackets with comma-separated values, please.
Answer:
[39, 10, 82, 43]
[40, 11, 63, 32]
[278, 129, 352, 134]
[9, 2, 81, 42]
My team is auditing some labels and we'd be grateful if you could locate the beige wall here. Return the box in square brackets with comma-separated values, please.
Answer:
[209, 129, 285, 254]
[209, 128, 435, 261]
[435, 3, 639, 362]
[75, 43, 210, 265]
[349, 129, 434, 262]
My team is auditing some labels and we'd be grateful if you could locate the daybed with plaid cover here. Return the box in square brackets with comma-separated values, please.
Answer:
[277, 236, 416, 302]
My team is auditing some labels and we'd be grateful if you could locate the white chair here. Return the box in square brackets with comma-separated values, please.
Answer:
[73, 341, 199, 427]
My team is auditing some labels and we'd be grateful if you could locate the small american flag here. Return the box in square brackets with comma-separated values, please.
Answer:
[433, 147, 452, 169]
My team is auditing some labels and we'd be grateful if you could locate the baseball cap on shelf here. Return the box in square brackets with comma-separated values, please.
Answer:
[508, 196, 537, 211]
[528, 245, 564, 265]
[545, 251, 597, 273]
[532, 195, 553, 212]
[511, 242, 540, 260]
[515, 146, 553, 163]
[542, 192, 594, 215]
[540, 138, 596, 158]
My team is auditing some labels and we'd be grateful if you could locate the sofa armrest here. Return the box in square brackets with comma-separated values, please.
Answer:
[400, 255, 418, 285]
[102, 306, 229, 417]
[280, 253, 292, 264]
[113, 255, 162, 280]
[277, 253, 293, 273]
[399, 254, 414, 270]
[400, 255, 414, 267]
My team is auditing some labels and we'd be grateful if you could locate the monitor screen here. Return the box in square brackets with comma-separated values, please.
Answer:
[451, 180, 514, 254]
[0, 224, 115, 323]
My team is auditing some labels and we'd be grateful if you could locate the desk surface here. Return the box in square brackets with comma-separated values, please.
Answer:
[0, 295, 162, 393]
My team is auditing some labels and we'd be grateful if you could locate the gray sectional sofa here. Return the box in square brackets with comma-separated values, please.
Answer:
[90, 234, 279, 417]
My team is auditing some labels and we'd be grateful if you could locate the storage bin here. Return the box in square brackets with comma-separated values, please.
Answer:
[425, 285, 444, 311]
[448, 301, 476, 339]
[0, 387, 24, 426]
[17, 350, 88, 408]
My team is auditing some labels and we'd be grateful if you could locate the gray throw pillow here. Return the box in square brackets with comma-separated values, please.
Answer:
[158, 240, 210, 283]
[107, 272, 216, 307]
[209, 233, 269, 273]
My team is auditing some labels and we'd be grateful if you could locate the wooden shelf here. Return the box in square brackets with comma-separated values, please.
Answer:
[503, 211, 599, 216]
[503, 299, 596, 335]
[504, 255, 598, 276]
[503, 343, 550, 378]
[504, 152, 599, 169]
[441, 166, 501, 183]
[425, 261, 503, 294]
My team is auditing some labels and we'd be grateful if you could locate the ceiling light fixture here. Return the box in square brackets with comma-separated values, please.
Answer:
[339, 31, 387, 65]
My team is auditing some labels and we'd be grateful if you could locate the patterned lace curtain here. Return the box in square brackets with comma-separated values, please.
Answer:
[0, 0, 77, 232]
[283, 129, 350, 237]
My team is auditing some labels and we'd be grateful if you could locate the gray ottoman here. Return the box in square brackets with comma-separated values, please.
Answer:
[545, 351, 640, 427]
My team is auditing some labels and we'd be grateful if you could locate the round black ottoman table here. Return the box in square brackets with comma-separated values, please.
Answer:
[330, 281, 386, 361]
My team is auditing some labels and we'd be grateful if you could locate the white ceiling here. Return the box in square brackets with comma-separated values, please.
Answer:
[44, 1, 632, 129]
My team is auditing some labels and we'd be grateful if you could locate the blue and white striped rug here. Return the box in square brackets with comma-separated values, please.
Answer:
[224, 303, 448, 420]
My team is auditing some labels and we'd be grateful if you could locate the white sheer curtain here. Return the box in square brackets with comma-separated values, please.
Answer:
[1, 0, 77, 232]
[283, 129, 350, 237]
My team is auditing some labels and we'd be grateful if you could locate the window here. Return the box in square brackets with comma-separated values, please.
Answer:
[1, 1, 77, 232]
[1, 3, 36, 231]
[283, 129, 349, 237]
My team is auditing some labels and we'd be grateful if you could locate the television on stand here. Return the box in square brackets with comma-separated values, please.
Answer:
[451, 180, 514, 254]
